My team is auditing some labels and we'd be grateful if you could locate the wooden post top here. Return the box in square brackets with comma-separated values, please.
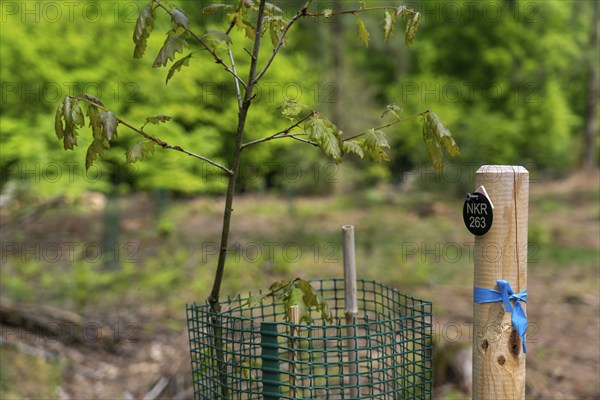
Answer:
[476, 165, 528, 173]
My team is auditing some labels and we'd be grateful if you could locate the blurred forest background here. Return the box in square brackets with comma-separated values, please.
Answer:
[1, 0, 599, 399]
[2, 0, 599, 196]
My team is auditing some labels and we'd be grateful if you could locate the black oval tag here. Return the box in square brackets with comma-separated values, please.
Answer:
[463, 192, 493, 236]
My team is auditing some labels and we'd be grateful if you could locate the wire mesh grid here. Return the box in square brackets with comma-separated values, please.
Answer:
[187, 279, 432, 399]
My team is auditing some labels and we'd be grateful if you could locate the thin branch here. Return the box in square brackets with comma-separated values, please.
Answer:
[342, 110, 428, 142]
[226, 16, 237, 35]
[288, 134, 319, 147]
[241, 113, 313, 149]
[253, 0, 314, 84]
[188, 32, 247, 90]
[305, 5, 401, 18]
[224, 2, 242, 35]
[243, 132, 318, 148]
[155, 0, 247, 90]
[228, 48, 243, 110]
[243, 109, 426, 149]
[75, 96, 233, 176]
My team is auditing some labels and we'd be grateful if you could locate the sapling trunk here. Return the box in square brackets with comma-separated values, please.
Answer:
[207, 92, 253, 400]
[207, 1, 268, 397]
[209, 0, 267, 313]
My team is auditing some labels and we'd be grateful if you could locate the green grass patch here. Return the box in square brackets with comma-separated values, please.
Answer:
[538, 246, 600, 269]
[0, 345, 66, 399]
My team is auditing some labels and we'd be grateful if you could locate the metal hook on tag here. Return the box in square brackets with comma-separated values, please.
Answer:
[466, 193, 479, 201]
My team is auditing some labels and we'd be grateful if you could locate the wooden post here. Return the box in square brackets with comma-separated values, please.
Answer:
[343, 225, 358, 320]
[472, 165, 528, 399]
[342, 225, 359, 398]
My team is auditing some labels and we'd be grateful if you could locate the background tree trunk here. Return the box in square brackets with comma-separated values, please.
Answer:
[581, 1, 599, 171]
[331, 0, 343, 127]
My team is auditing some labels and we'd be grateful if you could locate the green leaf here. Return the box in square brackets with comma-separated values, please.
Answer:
[203, 4, 234, 14]
[263, 16, 287, 47]
[369, 129, 390, 148]
[396, 5, 409, 16]
[423, 138, 443, 171]
[320, 131, 343, 163]
[383, 10, 395, 42]
[355, 16, 370, 47]
[83, 93, 104, 107]
[99, 111, 118, 141]
[305, 115, 343, 163]
[55, 102, 64, 140]
[87, 104, 103, 140]
[264, 17, 282, 47]
[381, 103, 403, 119]
[62, 96, 73, 128]
[133, 1, 157, 59]
[269, 280, 288, 293]
[343, 140, 364, 158]
[227, 2, 257, 38]
[240, 0, 256, 9]
[425, 111, 459, 156]
[86, 139, 108, 170]
[166, 53, 192, 84]
[422, 111, 459, 170]
[322, 9, 333, 18]
[231, 15, 256, 39]
[60, 97, 79, 150]
[153, 33, 188, 68]
[145, 114, 172, 125]
[126, 141, 156, 164]
[305, 116, 326, 140]
[71, 102, 85, 128]
[285, 287, 309, 323]
[442, 136, 460, 157]
[275, 279, 332, 324]
[363, 128, 390, 162]
[169, 8, 188, 29]
[202, 30, 232, 50]
[405, 11, 420, 47]
[241, 359, 251, 380]
[277, 99, 305, 120]
[269, 26, 279, 47]
[295, 280, 317, 307]
[295, 280, 332, 323]
[264, 2, 283, 14]
[62, 131, 78, 150]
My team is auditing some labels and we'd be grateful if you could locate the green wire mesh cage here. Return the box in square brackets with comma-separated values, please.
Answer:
[187, 279, 432, 399]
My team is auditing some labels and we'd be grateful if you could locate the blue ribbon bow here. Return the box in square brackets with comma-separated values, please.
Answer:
[474, 280, 528, 353]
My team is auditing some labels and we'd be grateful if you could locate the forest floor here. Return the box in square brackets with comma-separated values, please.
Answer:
[1, 171, 598, 399]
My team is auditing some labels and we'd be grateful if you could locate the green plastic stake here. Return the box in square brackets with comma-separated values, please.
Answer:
[261, 322, 281, 399]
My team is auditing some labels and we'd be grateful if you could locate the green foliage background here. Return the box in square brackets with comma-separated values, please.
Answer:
[1, 0, 597, 198]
